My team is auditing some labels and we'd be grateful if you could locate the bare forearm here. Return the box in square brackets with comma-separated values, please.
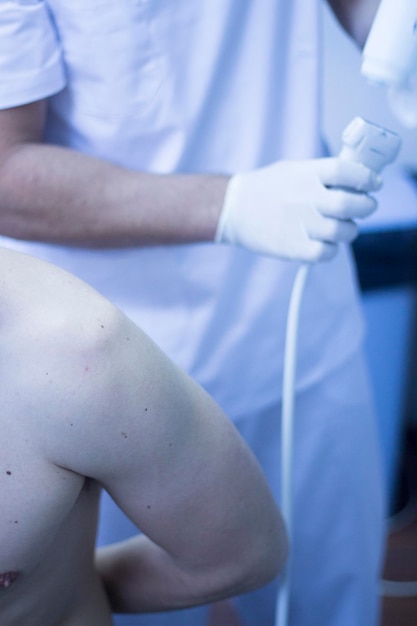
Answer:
[96, 535, 261, 614]
[0, 142, 228, 247]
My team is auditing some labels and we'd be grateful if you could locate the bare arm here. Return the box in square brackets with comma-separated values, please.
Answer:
[0, 99, 383, 262]
[14, 252, 286, 612]
[327, 0, 381, 47]
[90, 325, 286, 612]
[0, 101, 228, 247]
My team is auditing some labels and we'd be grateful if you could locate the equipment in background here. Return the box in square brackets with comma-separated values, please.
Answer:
[361, 0, 417, 127]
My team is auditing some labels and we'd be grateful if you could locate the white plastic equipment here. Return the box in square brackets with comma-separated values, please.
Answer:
[361, 0, 417, 127]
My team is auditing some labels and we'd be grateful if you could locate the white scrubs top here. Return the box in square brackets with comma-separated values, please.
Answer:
[0, 0, 364, 419]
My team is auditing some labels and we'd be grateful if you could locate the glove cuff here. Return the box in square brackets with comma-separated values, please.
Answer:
[214, 174, 242, 244]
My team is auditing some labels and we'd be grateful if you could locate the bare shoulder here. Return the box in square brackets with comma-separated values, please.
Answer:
[0, 246, 130, 431]
[0, 246, 123, 356]
[0, 246, 193, 468]
[0, 245, 116, 319]
[0, 248, 239, 477]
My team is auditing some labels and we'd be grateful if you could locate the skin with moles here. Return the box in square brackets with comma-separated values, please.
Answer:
[0, 247, 286, 626]
[0, 252, 113, 624]
[0, 433, 112, 625]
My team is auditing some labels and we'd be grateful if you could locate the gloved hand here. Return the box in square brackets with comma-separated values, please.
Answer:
[215, 157, 382, 262]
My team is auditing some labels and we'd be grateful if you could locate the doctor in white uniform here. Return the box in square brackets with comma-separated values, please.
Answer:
[0, 1, 385, 625]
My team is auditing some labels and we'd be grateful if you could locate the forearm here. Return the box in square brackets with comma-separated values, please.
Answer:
[0, 142, 228, 247]
[96, 534, 266, 614]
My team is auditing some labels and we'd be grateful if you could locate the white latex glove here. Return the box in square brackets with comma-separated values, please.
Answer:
[215, 157, 382, 262]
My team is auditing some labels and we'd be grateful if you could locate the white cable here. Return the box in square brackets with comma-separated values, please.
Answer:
[275, 263, 311, 626]
[271, 119, 400, 626]
[274, 257, 417, 622]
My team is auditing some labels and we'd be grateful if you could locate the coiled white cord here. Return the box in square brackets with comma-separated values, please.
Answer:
[275, 263, 311, 626]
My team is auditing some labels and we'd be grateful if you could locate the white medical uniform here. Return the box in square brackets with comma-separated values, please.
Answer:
[0, 1, 385, 625]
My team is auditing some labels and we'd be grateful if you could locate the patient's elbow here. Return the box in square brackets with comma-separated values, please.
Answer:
[242, 510, 289, 592]
[208, 509, 288, 602]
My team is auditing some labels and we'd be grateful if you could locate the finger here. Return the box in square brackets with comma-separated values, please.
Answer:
[308, 217, 358, 244]
[319, 189, 377, 219]
[317, 157, 383, 193]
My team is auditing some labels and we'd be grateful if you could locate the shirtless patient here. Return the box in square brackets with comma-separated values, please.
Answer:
[0, 246, 287, 626]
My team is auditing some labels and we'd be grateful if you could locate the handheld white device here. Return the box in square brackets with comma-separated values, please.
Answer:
[339, 116, 401, 172]
[275, 117, 401, 626]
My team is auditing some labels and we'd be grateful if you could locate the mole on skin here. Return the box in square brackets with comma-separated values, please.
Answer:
[0, 571, 20, 588]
